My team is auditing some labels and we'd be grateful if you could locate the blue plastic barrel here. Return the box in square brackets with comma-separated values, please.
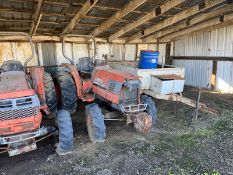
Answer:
[138, 50, 159, 69]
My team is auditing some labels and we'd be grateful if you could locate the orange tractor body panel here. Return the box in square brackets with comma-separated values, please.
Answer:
[0, 89, 35, 100]
[0, 114, 42, 136]
[29, 67, 49, 114]
[93, 86, 120, 104]
[92, 67, 140, 104]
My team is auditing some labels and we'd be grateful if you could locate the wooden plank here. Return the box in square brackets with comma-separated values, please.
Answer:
[127, 0, 227, 42]
[108, 0, 185, 41]
[143, 90, 217, 115]
[160, 13, 233, 42]
[30, 0, 44, 36]
[91, 0, 147, 37]
[61, 0, 99, 35]
[143, 4, 233, 42]
[172, 56, 233, 61]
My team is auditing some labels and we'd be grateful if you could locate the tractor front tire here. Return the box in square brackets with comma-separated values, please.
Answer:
[56, 110, 73, 155]
[85, 103, 106, 143]
[141, 95, 157, 128]
[56, 71, 77, 114]
[43, 72, 57, 117]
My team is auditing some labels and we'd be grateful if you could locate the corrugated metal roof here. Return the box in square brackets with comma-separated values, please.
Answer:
[0, 0, 230, 40]
[0, 0, 208, 37]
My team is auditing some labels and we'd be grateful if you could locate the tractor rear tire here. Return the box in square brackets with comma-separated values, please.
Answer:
[85, 103, 106, 143]
[141, 95, 157, 128]
[43, 72, 57, 117]
[56, 110, 73, 155]
[56, 71, 77, 114]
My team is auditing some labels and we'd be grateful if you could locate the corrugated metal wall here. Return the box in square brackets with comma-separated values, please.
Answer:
[0, 42, 165, 65]
[0, 42, 38, 66]
[173, 60, 213, 88]
[173, 24, 233, 93]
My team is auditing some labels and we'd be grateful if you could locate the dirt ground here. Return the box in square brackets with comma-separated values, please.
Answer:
[0, 87, 233, 175]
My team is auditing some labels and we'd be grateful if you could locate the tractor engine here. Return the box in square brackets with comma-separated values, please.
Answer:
[92, 66, 146, 113]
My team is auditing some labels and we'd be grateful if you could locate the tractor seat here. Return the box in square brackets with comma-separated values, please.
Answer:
[1, 60, 24, 72]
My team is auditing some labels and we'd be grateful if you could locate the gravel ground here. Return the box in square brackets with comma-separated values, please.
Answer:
[0, 87, 233, 175]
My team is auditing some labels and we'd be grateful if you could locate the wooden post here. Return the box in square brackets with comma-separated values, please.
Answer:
[165, 43, 172, 65]
[211, 60, 218, 90]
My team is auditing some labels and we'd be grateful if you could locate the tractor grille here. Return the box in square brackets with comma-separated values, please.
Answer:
[107, 80, 122, 94]
[0, 95, 40, 121]
[0, 107, 39, 121]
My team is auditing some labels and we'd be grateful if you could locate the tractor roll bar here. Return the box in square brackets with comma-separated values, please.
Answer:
[62, 34, 97, 65]
[0, 32, 36, 69]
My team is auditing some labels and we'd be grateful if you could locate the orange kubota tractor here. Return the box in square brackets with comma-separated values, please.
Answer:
[55, 34, 157, 143]
[0, 32, 73, 156]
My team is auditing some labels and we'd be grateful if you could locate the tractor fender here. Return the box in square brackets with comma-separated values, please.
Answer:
[29, 67, 45, 103]
[29, 67, 48, 114]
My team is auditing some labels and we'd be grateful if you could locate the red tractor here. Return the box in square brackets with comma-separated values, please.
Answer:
[0, 32, 73, 156]
[56, 34, 157, 143]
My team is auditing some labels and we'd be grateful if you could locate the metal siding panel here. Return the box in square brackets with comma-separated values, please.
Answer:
[173, 24, 233, 93]
[125, 44, 136, 61]
[73, 44, 89, 64]
[209, 29, 218, 56]
[41, 43, 57, 66]
[216, 61, 233, 93]
[55, 43, 73, 65]
[0, 43, 13, 64]
[110, 44, 124, 61]
[147, 44, 156, 50]
[173, 60, 212, 88]
[0, 42, 37, 66]
[14, 42, 38, 66]
[224, 25, 233, 56]
[97, 43, 110, 60]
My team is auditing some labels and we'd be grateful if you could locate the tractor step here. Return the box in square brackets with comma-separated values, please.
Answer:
[8, 138, 37, 156]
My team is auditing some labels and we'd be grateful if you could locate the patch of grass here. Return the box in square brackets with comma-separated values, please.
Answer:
[212, 110, 233, 133]
[110, 139, 130, 150]
[174, 133, 196, 148]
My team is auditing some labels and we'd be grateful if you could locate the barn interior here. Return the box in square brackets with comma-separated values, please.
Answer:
[0, 0, 233, 174]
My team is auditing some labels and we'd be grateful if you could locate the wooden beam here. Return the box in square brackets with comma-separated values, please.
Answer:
[0, 35, 155, 44]
[172, 56, 233, 61]
[61, 0, 99, 35]
[91, 0, 147, 37]
[127, 0, 227, 42]
[160, 13, 233, 42]
[30, 0, 44, 36]
[7, 0, 147, 14]
[0, 17, 125, 30]
[143, 4, 233, 42]
[108, 0, 185, 41]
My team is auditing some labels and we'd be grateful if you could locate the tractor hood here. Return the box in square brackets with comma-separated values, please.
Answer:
[0, 71, 30, 93]
[92, 66, 139, 86]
